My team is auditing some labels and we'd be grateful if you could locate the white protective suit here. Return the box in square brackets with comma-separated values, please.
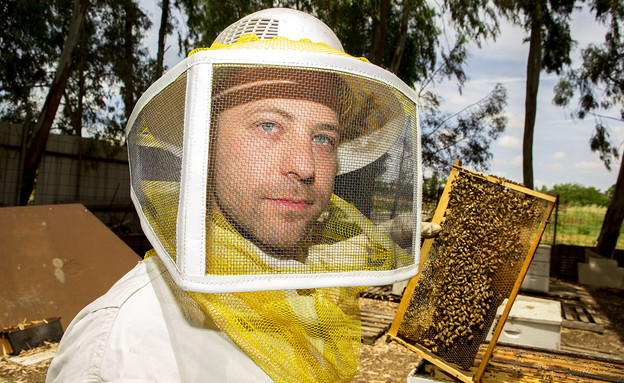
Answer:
[46, 256, 272, 383]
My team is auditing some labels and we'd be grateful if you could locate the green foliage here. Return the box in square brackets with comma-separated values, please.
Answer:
[552, 0, 624, 170]
[493, 0, 577, 74]
[422, 175, 445, 202]
[538, 182, 610, 206]
[551, 0, 624, 258]
[421, 83, 508, 171]
[0, 0, 155, 141]
[541, 204, 624, 249]
[0, 0, 72, 124]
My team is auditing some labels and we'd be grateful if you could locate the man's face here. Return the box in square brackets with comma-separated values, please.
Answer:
[213, 97, 339, 252]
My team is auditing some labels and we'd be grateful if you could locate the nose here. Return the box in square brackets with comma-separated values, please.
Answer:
[281, 133, 315, 184]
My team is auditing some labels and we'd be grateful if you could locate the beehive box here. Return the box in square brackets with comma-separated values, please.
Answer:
[520, 245, 551, 293]
[487, 295, 561, 350]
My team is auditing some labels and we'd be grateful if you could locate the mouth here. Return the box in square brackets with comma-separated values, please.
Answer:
[265, 198, 314, 211]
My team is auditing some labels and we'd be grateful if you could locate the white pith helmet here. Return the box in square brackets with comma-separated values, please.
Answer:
[213, 8, 344, 52]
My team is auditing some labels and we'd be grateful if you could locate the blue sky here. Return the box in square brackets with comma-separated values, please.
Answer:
[433, 6, 622, 192]
[139, 2, 622, 192]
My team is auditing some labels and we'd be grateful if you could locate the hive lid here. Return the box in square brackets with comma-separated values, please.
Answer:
[497, 295, 562, 325]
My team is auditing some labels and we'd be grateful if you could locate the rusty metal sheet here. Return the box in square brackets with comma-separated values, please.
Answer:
[0, 204, 141, 330]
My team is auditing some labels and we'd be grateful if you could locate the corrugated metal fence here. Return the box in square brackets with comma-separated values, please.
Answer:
[0, 122, 142, 238]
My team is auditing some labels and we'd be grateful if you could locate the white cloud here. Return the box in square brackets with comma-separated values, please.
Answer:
[498, 135, 522, 150]
[448, 93, 470, 106]
[549, 162, 566, 171]
[534, 178, 547, 189]
[489, 169, 507, 178]
[551, 152, 566, 160]
[612, 125, 624, 143]
[493, 155, 523, 167]
[574, 161, 603, 171]
[510, 155, 523, 167]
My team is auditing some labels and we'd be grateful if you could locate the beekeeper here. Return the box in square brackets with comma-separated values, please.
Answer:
[47, 8, 428, 383]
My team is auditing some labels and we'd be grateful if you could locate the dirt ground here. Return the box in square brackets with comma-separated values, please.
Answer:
[1, 280, 623, 383]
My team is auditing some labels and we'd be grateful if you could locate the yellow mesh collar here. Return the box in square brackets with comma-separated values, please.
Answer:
[144, 194, 415, 381]
[188, 33, 370, 64]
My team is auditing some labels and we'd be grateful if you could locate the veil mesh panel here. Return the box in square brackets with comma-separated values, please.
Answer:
[203, 64, 416, 276]
[128, 73, 187, 260]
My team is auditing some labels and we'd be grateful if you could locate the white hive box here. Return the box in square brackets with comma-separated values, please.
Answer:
[487, 295, 561, 350]
[520, 244, 551, 293]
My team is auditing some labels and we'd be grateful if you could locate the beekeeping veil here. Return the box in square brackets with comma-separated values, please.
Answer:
[126, 8, 421, 382]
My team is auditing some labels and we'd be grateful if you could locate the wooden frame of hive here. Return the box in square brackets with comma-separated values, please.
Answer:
[386, 160, 557, 383]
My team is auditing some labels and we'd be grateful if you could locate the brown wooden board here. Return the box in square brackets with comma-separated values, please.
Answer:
[0, 204, 141, 331]
[360, 286, 401, 302]
[417, 343, 624, 383]
[361, 309, 394, 345]
[561, 302, 605, 333]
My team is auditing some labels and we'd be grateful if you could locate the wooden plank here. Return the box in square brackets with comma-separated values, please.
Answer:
[361, 323, 391, 330]
[362, 321, 390, 330]
[560, 344, 622, 361]
[562, 319, 605, 333]
[560, 302, 604, 333]
[469, 344, 624, 382]
[562, 303, 577, 321]
[361, 320, 391, 328]
[361, 325, 387, 333]
[575, 305, 591, 323]
[360, 308, 394, 345]
[585, 306, 604, 325]
[360, 312, 394, 324]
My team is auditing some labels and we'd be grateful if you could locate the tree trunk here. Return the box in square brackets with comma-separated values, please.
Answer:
[19, 0, 89, 205]
[390, 0, 411, 74]
[522, 18, 542, 190]
[74, 54, 87, 137]
[123, 5, 136, 121]
[156, 0, 170, 78]
[369, 0, 389, 65]
[596, 157, 624, 258]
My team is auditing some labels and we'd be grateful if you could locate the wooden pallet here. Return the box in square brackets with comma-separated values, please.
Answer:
[561, 301, 605, 333]
[417, 343, 624, 383]
[360, 286, 401, 302]
[361, 310, 395, 345]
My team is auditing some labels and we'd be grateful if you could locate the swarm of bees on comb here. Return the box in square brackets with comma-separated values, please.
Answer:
[398, 171, 544, 368]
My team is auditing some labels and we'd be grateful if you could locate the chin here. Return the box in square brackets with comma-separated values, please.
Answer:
[255, 225, 311, 253]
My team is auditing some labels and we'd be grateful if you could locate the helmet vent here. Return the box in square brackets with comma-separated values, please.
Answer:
[216, 18, 280, 45]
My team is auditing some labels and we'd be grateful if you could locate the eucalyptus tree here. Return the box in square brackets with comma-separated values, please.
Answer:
[0, 0, 72, 126]
[1, 0, 155, 204]
[493, 0, 578, 190]
[100, 0, 154, 123]
[553, 0, 624, 257]
[19, 0, 90, 205]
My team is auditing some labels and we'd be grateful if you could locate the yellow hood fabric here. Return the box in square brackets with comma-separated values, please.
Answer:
[147, 195, 407, 382]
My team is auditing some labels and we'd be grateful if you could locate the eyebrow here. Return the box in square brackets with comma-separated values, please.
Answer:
[254, 106, 340, 132]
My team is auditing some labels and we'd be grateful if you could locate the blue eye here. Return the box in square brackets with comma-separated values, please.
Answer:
[259, 121, 278, 132]
[313, 135, 336, 146]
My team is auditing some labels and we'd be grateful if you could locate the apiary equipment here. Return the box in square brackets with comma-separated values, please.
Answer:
[386, 160, 557, 383]
[408, 343, 624, 383]
[485, 295, 561, 350]
[520, 244, 551, 293]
